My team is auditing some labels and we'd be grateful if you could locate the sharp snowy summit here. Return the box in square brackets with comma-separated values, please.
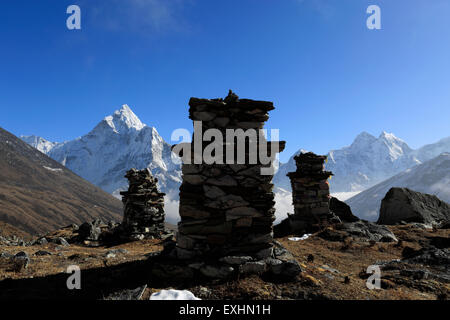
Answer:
[21, 105, 182, 201]
[325, 131, 420, 192]
[103, 104, 146, 132]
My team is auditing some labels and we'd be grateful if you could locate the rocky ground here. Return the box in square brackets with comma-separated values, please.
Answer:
[0, 222, 448, 300]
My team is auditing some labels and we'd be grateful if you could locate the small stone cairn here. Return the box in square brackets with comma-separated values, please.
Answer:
[120, 168, 167, 240]
[276, 152, 339, 236]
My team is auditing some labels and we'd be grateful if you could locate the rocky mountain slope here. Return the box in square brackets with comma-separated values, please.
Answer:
[346, 153, 450, 221]
[0, 221, 30, 239]
[22, 105, 182, 199]
[0, 127, 122, 235]
[274, 132, 450, 194]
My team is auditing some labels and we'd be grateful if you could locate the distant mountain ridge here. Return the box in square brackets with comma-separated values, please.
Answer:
[346, 153, 450, 221]
[22, 107, 449, 224]
[0, 127, 122, 235]
[274, 131, 450, 194]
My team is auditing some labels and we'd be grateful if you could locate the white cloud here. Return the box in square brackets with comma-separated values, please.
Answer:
[274, 188, 293, 223]
[164, 195, 180, 225]
[430, 178, 450, 201]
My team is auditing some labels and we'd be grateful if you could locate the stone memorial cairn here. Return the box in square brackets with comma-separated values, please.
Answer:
[120, 168, 167, 240]
[174, 91, 301, 279]
[286, 152, 339, 233]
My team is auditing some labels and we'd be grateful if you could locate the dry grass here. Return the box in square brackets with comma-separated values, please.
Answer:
[0, 224, 448, 300]
[0, 239, 163, 281]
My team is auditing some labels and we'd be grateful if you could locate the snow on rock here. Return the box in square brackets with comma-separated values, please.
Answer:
[288, 234, 311, 241]
[43, 166, 63, 173]
[150, 289, 200, 300]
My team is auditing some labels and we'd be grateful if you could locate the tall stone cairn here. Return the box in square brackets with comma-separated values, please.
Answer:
[176, 90, 285, 262]
[287, 152, 334, 230]
[120, 168, 166, 240]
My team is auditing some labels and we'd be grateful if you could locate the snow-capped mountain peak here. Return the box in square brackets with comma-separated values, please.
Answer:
[20, 135, 60, 154]
[21, 105, 182, 203]
[274, 131, 448, 193]
[379, 131, 396, 140]
[351, 131, 377, 146]
[103, 104, 145, 133]
[326, 131, 417, 191]
[377, 131, 412, 160]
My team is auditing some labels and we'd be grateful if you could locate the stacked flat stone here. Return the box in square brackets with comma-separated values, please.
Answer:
[176, 91, 286, 264]
[287, 152, 334, 230]
[120, 168, 166, 240]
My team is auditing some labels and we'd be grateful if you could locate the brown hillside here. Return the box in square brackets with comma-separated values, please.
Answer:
[0, 221, 30, 239]
[0, 127, 122, 235]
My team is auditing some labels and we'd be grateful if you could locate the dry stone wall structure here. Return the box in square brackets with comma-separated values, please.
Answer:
[172, 91, 302, 279]
[176, 91, 285, 261]
[120, 168, 167, 240]
[286, 152, 337, 233]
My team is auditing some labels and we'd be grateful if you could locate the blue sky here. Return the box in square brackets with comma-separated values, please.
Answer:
[1, 0, 449, 162]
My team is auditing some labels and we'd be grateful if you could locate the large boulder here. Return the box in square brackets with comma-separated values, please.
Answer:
[378, 188, 450, 226]
[329, 197, 359, 222]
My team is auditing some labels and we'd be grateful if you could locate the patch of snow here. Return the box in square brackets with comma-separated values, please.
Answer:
[43, 166, 63, 173]
[150, 289, 200, 300]
[288, 234, 311, 241]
